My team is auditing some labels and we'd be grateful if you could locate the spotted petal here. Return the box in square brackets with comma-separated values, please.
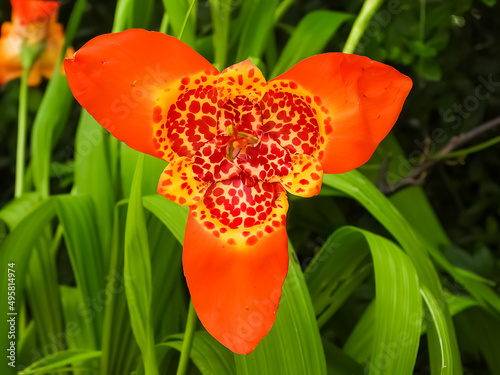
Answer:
[183, 177, 289, 354]
[279, 154, 323, 197]
[270, 53, 412, 173]
[157, 157, 209, 206]
[64, 29, 219, 162]
[216, 59, 267, 104]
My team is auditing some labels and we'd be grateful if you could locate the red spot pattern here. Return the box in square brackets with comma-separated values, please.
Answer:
[216, 60, 267, 104]
[153, 72, 219, 161]
[217, 97, 262, 136]
[192, 138, 241, 182]
[237, 134, 292, 180]
[280, 154, 323, 197]
[261, 87, 324, 156]
[154, 62, 327, 244]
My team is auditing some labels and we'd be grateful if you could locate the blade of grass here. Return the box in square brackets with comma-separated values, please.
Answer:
[162, 0, 197, 47]
[124, 155, 158, 375]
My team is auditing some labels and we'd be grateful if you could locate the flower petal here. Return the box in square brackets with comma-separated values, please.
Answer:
[191, 138, 241, 182]
[64, 29, 218, 161]
[157, 157, 209, 206]
[279, 154, 323, 197]
[217, 96, 263, 136]
[271, 53, 412, 173]
[261, 84, 322, 156]
[183, 178, 289, 354]
[11, 0, 59, 24]
[237, 134, 292, 181]
[216, 59, 267, 104]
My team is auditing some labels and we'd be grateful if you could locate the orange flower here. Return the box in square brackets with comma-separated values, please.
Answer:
[64, 29, 412, 354]
[0, 0, 73, 85]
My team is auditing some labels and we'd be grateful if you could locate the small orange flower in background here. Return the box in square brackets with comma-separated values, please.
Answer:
[0, 0, 73, 85]
[64, 29, 412, 354]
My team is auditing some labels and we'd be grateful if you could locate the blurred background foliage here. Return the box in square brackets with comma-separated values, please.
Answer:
[0, 0, 499, 374]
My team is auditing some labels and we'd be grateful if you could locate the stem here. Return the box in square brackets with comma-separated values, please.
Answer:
[434, 135, 500, 160]
[342, 0, 384, 54]
[15, 66, 31, 198]
[178, 0, 197, 41]
[176, 300, 197, 375]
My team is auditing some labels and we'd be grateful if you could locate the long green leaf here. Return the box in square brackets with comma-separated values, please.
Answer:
[271, 10, 354, 78]
[19, 350, 101, 374]
[0, 199, 56, 375]
[420, 285, 453, 374]
[100, 202, 140, 375]
[306, 227, 422, 374]
[124, 155, 158, 375]
[322, 171, 462, 374]
[56, 195, 107, 347]
[75, 111, 114, 264]
[236, 0, 279, 62]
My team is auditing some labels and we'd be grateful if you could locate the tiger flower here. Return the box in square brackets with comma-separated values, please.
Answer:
[64, 29, 412, 355]
[0, 0, 73, 85]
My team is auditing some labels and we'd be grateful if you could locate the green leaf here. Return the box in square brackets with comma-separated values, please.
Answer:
[235, 243, 326, 375]
[322, 339, 364, 375]
[160, 331, 236, 375]
[0, 199, 56, 375]
[455, 308, 500, 375]
[162, 0, 197, 48]
[420, 285, 453, 374]
[129, 0, 154, 29]
[100, 202, 140, 375]
[322, 171, 462, 374]
[56, 195, 107, 347]
[306, 227, 422, 374]
[19, 350, 101, 374]
[120, 144, 167, 199]
[236, 0, 279, 62]
[124, 154, 158, 374]
[271, 10, 353, 78]
[209, 0, 232, 70]
[343, 302, 376, 363]
[74, 111, 114, 259]
[143, 194, 189, 244]
[0, 192, 44, 230]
